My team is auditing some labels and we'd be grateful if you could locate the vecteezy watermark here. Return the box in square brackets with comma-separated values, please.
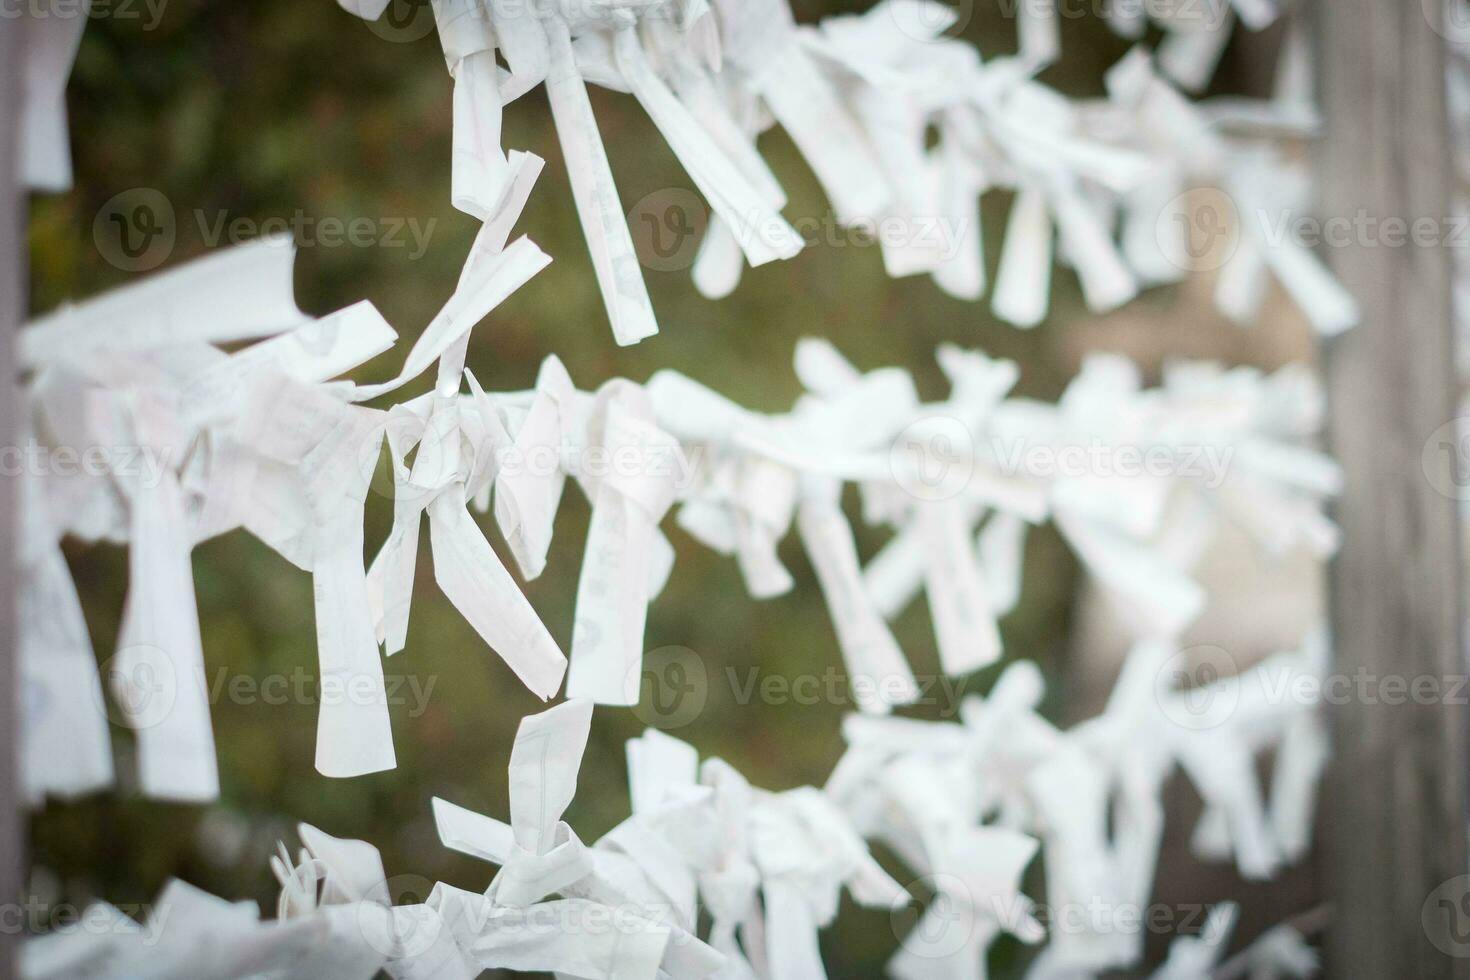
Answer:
[1257, 210, 1470, 251]
[1159, 186, 1470, 276]
[1152, 642, 1470, 732]
[99, 646, 180, 731]
[360, 875, 442, 958]
[628, 189, 709, 273]
[192, 211, 437, 259]
[204, 667, 439, 718]
[887, 0, 1226, 44]
[405, 889, 699, 952]
[1423, 416, 1470, 500]
[1269, 668, 1470, 707]
[366, 415, 703, 508]
[0, 0, 168, 29]
[1154, 645, 1242, 732]
[94, 188, 176, 272]
[1023, 898, 1232, 940]
[0, 896, 168, 942]
[94, 655, 440, 730]
[1422, 0, 1470, 43]
[631, 646, 709, 731]
[629, 646, 971, 731]
[624, 191, 971, 273]
[357, 0, 715, 44]
[891, 872, 1233, 960]
[94, 189, 437, 272]
[888, 414, 1235, 504]
[1424, 875, 1470, 958]
[724, 667, 969, 716]
[358, 0, 436, 43]
[1158, 187, 1242, 273]
[887, 0, 974, 40]
[0, 440, 171, 487]
[992, 0, 1229, 29]
[891, 416, 977, 503]
[991, 436, 1234, 488]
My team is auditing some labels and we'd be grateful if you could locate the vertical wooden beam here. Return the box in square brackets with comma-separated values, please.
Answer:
[0, 16, 22, 980]
[1318, 0, 1470, 976]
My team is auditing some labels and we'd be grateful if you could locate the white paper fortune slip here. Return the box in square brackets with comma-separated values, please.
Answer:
[18, 1, 90, 192]
[19, 253, 1339, 796]
[24, 658, 1328, 978]
[343, 0, 1352, 337]
[565, 382, 686, 705]
[20, 236, 318, 802]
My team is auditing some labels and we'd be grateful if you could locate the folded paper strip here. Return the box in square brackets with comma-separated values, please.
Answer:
[327, 0, 1354, 339]
[25, 641, 1328, 978]
[18, 222, 1340, 798]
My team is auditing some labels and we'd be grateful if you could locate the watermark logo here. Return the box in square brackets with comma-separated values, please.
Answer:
[889, 874, 976, 959]
[889, 0, 974, 40]
[628, 188, 708, 273]
[1154, 644, 1240, 731]
[0, 897, 168, 942]
[890, 416, 976, 502]
[1158, 187, 1240, 273]
[1, 0, 168, 30]
[991, 437, 1234, 488]
[1423, 417, 1470, 500]
[1424, 875, 1470, 957]
[0, 441, 171, 487]
[94, 190, 438, 271]
[631, 645, 708, 730]
[94, 188, 176, 272]
[1423, 0, 1470, 42]
[99, 645, 179, 731]
[361, 0, 436, 42]
[988, 0, 1228, 32]
[361, 874, 442, 957]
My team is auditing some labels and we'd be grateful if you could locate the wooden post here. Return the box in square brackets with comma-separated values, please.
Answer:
[0, 17, 23, 980]
[1318, 0, 1470, 976]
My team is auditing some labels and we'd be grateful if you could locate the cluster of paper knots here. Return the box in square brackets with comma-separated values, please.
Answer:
[15, 0, 1345, 975]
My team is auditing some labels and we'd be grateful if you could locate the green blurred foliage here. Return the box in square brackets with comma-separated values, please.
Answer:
[21, 0, 1217, 974]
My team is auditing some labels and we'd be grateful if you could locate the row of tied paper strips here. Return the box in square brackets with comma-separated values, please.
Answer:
[27, 663, 1326, 980]
[21, 231, 1341, 805]
[21, 0, 1352, 339]
[15, 0, 1340, 976]
[323, 0, 1358, 338]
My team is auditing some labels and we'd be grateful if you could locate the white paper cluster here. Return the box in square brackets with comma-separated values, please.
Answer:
[330, 0, 1354, 337]
[23, 824, 448, 980]
[19, 172, 578, 800]
[1038, 0, 1289, 94]
[14, 3, 1340, 974]
[21, 3, 1345, 335]
[827, 632, 1328, 977]
[18, 216, 1339, 802]
[654, 337, 1340, 711]
[24, 654, 1326, 979]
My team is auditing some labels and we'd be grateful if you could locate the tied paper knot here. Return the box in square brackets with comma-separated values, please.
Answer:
[240, 376, 397, 780]
[15, 156, 570, 793]
[331, 0, 1356, 335]
[828, 635, 1327, 979]
[433, 699, 727, 979]
[22, 682, 1324, 979]
[359, 169, 568, 704]
[567, 382, 686, 705]
[18, 234, 407, 800]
